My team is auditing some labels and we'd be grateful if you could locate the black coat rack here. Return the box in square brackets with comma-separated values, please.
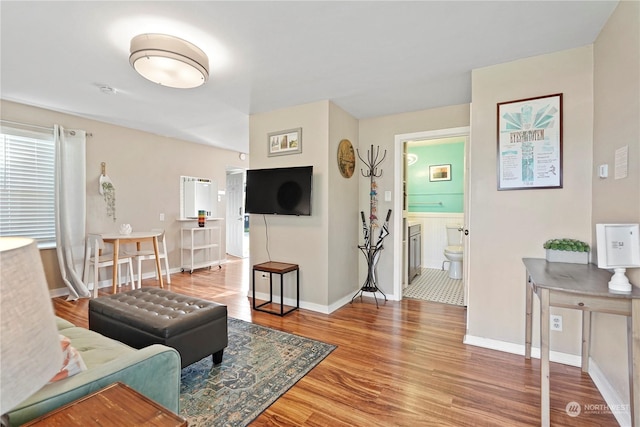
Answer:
[351, 145, 392, 308]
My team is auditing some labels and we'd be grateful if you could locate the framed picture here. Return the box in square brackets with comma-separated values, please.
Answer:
[268, 128, 302, 157]
[497, 93, 562, 190]
[429, 164, 451, 182]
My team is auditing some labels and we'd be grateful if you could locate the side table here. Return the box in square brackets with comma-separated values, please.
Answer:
[253, 261, 299, 316]
[22, 382, 187, 426]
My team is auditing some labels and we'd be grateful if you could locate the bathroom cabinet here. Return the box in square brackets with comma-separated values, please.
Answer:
[408, 223, 421, 283]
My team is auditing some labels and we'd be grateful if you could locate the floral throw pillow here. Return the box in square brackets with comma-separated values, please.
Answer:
[48, 335, 87, 383]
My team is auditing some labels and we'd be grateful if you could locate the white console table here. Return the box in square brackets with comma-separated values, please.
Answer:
[523, 258, 640, 426]
[180, 221, 222, 273]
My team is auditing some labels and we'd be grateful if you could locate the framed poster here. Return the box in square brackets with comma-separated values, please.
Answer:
[429, 164, 451, 181]
[268, 128, 302, 156]
[497, 93, 562, 190]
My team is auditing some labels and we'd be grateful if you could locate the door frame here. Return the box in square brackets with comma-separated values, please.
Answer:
[225, 168, 247, 258]
[393, 126, 470, 302]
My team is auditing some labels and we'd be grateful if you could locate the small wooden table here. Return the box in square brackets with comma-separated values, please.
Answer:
[523, 258, 640, 426]
[252, 261, 299, 316]
[101, 231, 163, 293]
[22, 382, 186, 426]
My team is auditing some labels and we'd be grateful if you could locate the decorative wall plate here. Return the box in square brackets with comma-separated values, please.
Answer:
[337, 139, 355, 178]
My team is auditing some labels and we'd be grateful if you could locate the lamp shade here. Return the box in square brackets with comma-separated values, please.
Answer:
[129, 33, 209, 89]
[0, 238, 63, 414]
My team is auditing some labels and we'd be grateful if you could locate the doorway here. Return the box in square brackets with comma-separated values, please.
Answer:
[225, 169, 248, 258]
[403, 137, 466, 306]
[393, 127, 470, 305]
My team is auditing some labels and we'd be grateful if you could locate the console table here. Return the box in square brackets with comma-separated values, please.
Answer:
[523, 258, 640, 426]
[180, 223, 222, 273]
[252, 261, 299, 316]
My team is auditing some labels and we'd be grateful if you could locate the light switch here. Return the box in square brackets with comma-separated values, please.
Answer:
[159, 213, 165, 221]
[384, 190, 392, 202]
[598, 164, 608, 178]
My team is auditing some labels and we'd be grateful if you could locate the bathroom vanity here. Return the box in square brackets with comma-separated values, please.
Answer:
[408, 223, 422, 283]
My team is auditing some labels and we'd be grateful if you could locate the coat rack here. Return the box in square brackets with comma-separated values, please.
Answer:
[351, 145, 391, 308]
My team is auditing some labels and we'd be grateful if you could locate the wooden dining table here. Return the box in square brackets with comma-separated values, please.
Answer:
[100, 231, 163, 293]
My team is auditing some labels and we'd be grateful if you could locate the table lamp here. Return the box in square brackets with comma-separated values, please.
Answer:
[0, 237, 63, 426]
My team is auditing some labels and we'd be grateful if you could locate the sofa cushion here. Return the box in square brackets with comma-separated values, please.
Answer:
[48, 335, 87, 383]
[58, 324, 137, 368]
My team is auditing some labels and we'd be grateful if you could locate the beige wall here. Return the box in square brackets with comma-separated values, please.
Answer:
[468, 46, 594, 353]
[328, 103, 360, 305]
[248, 101, 331, 308]
[1, 99, 248, 291]
[358, 104, 471, 296]
[591, 0, 640, 405]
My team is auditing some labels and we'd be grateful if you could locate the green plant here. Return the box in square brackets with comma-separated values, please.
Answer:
[543, 238, 589, 252]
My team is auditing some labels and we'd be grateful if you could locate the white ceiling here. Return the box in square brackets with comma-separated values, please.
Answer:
[1, 1, 618, 153]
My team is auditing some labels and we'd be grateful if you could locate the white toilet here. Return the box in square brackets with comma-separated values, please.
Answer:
[443, 224, 463, 280]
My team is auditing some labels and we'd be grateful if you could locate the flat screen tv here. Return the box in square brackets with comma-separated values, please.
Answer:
[245, 166, 313, 216]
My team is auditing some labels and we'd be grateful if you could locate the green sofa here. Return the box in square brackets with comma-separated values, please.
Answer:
[7, 317, 181, 426]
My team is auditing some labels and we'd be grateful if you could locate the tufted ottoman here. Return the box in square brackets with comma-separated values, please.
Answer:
[88, 288, 227, 368]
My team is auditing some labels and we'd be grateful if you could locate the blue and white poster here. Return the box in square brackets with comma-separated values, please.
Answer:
[497, 94, 562, 190]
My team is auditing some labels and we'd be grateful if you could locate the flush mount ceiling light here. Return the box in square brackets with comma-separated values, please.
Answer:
[129, 33, 209, 89]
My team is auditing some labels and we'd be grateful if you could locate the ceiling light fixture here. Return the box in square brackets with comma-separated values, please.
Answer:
[129, 33, 209, 89]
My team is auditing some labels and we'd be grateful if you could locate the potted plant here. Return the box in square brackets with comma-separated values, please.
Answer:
[543, 238, 590, 264]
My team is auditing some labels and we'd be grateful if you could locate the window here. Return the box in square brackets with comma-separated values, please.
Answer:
[0, 125, 56, 246]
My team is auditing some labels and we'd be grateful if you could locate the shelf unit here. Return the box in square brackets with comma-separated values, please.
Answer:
[180, 222, 222, 273]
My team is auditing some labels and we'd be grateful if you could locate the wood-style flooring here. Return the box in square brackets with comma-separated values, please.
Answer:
[52, 257, 618, 426]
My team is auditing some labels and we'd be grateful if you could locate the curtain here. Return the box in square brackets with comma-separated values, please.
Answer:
[54, 125, 89, 299]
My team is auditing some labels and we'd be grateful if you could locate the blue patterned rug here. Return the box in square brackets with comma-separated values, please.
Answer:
[180, 317, 336, 426]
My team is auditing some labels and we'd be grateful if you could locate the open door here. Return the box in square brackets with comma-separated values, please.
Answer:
[225, 170, 246, 258]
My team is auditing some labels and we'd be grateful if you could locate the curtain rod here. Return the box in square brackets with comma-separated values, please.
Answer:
[0, 119, 92, 137]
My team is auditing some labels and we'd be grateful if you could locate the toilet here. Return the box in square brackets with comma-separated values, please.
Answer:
[442, 224, 463, 280]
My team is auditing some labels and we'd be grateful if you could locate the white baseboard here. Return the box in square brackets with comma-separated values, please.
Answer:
[588, 358, 631, 427]
[250, 288, 396, 315]
[464, 334, 630, 426]
[463, 334, 582, 367]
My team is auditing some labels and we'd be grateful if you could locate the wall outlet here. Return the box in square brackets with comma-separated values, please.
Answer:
[159, 213, 165, 221]
[261, 273, 269, 280]
[551, 315, 563, 331]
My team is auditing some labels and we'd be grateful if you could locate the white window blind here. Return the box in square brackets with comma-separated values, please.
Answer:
[0, 125, 56, 246]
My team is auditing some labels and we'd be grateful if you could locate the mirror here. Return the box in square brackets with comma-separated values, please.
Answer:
[180, 176, 218, 219]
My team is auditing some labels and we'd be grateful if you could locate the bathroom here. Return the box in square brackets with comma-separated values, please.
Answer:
[404, 136, 466, 306]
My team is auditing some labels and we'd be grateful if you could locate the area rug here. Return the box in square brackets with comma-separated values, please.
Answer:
[180, 317, 336, 426]
[404, 267, 464, 306]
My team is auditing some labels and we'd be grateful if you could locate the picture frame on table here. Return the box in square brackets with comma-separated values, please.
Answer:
[497, 93, 563, 190]
[268, 128, 302, 157]
[429, 164, 451, 182]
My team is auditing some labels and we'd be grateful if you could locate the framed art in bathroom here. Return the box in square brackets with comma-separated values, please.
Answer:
[497, 93, 563, 190]
[429, 164, 451, 182]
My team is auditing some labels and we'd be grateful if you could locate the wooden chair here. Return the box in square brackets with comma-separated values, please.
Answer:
[126, 229, 171, 288]
[83, 234, 135, 298]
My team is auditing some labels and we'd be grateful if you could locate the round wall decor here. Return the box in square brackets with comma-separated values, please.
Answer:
[337, 139, 355, 178]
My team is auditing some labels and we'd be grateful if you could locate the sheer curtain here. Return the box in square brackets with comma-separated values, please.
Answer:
[55, 125, 89, 299]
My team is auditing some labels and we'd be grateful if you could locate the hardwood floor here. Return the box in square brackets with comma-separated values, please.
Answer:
[52, 257, 619, 426]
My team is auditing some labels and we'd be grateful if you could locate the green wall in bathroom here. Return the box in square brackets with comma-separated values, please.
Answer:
[407, 141, 464, 213]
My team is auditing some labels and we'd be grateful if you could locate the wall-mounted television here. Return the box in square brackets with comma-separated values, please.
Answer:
[245, 166, 313, 216]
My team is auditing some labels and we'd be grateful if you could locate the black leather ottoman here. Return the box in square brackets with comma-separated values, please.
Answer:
[88, 288, 227, 368]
